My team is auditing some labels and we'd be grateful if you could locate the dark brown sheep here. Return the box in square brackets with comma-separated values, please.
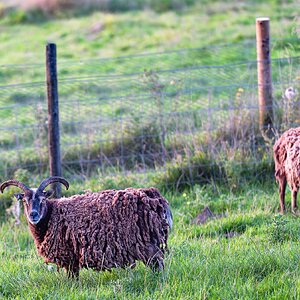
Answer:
[273, 127, 300, 213]
[0, 177, 172, 278]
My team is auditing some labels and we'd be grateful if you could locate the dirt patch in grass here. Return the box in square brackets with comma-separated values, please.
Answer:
[193, 206, 224, 225]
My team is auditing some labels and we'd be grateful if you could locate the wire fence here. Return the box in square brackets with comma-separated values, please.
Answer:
[0, 39, 300, 186]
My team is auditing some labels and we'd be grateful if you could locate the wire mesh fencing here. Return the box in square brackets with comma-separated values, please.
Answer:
[0, 40, 300, 187]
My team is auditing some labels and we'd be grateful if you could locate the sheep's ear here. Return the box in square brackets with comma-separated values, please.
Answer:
[14, 193, 24, 201]
[44, 189, 54, 198]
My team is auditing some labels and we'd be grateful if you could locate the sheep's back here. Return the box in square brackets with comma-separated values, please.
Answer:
[39, 187, 170, 271]
[274, 127, 300, 182]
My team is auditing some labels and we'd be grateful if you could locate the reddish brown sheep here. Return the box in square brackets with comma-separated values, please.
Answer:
[0, 177, 172, 278]
[273, 127, 300, 213]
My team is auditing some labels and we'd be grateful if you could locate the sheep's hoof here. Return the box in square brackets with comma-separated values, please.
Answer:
[292, 208, 299, 216]
[279, 207, 286, 214]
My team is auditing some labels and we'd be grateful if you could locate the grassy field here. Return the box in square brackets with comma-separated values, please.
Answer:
[1, 1, 300, 299]
[0, 1, 299, 71]
[1, 181, 300, 299]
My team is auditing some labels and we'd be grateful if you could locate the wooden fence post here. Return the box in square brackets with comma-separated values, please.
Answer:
[46, 43, 62, 197]
[256, 17, 274, 139]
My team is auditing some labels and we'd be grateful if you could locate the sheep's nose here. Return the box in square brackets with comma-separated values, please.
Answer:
[30, 211, 39, 219]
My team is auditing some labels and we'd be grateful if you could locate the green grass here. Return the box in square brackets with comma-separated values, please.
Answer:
[1, 3, 300, 298]
[0, 1, 299, 70]
[1, 182, 300, 299]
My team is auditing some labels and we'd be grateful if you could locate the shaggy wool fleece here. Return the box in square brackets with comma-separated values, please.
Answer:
[28, 187, 171, 277]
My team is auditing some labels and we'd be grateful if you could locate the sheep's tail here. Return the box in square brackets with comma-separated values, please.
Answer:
[165, 205, 173, 231]
[273, 138, 286, 181]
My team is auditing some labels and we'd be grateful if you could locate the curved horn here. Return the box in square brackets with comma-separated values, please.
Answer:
[0, 180, 31, 193]
[37, 176, 69, 193]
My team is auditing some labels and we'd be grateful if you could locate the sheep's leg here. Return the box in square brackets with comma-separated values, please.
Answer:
[65, 264, 79, 279]
[148, 256, 164, 272]
[147, 250, 164, 272]
[292, 189, 298, 212]
[144, 244, 164, 272]
[66, 268, 79, 279]
[279, 177, 287, 213]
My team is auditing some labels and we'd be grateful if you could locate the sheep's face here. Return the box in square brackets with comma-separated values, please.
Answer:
[1, 177, 69, 225]
[15, 189, 53, 225]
